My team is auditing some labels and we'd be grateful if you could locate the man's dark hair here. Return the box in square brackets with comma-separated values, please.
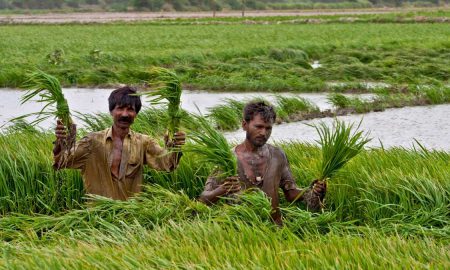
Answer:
[108, 86, 142, 113]
[243, 101, 276, 123]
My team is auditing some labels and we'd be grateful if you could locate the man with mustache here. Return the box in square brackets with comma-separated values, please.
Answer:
[199, 101, 326, 225]
[53, 86, 185, 200]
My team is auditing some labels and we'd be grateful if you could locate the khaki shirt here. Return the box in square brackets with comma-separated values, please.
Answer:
[54, 128, 181, 200]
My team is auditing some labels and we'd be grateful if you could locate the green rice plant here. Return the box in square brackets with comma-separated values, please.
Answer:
[275, 95, 319, 121]
[183, 115, 237, 178]
[1, 222, 449, 269]
[314, 120, 371, 181]
[327, 93, 352, 108]
[17, 70, 72, 128]
[424, 87, 445, 104]
[141, 67, 182, 140]
[75, 112, 112, 133]
[207, 99, 244, 131]
[0, 131, 84, 215]
[13, 70, 75, 152]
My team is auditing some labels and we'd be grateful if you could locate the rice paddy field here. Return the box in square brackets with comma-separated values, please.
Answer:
[0, 10, 449, 269]
[0, 11, 449, 92]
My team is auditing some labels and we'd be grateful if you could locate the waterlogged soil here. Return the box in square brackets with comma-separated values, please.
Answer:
[226, 104, 450, 151]
[0, 88, 371, 128]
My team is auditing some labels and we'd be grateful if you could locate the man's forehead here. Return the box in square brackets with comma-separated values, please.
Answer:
[115, 104, 135, 109]
[249, 114, 274, 124]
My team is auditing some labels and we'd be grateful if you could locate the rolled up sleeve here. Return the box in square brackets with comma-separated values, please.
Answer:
[144, 138, 181, 172]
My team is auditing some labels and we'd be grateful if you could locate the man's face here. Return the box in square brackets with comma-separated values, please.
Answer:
[243, 114, 273, 147]
[110, 104, 137, 129]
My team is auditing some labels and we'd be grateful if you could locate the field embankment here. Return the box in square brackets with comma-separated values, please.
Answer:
[0, 8, 448, 23]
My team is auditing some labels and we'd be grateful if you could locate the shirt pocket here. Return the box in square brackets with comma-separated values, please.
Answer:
[126, 144, 141, 177]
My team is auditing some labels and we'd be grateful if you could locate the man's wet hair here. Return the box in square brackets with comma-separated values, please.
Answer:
[108, 86, 142, 113]
[243, 101, 276, 123]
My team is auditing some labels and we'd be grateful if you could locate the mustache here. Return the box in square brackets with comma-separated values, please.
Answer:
[119, 116, 132, 123]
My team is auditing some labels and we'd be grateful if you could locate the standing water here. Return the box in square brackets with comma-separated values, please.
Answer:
[0, 88, 363, 127]
[0, 88, 448, 150]
[226, 104, 450, 151]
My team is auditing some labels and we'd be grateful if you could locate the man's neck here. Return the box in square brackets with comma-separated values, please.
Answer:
[243, 140, 264, 153]
[112, 125, 129, 140]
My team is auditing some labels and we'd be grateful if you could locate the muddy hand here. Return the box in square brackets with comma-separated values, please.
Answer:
[53, 120, 76, 155]
[221, 176, 241, 194]
[173, 131, 186, 147]
[165, 131, 186, 148]
[311, 179, 327, 200]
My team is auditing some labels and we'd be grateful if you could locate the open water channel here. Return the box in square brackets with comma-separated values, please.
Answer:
[0, 88, 449, 150]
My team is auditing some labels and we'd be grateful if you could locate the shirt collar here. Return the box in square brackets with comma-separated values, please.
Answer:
[105, 127, 133, 141]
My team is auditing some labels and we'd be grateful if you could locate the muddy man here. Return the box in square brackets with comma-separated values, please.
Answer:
[199, 101, 326, 225]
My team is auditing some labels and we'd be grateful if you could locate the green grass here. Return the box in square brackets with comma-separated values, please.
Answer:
[0, 22, 449, 91]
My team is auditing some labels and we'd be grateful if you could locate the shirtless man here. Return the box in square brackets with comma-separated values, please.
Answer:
[53, 86, 185, 200]
[199, 101, 326, 225]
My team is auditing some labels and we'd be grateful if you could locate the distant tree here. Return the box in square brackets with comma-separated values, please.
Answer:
[0, 0, 8, 9]
[133, 0, 150, 9]
[210, 0, 221, 16]
[393, 0, 403, 7]
[67, 0, 80, 8]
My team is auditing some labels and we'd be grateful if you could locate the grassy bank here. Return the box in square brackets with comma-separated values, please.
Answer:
[0, 21, 449, 91]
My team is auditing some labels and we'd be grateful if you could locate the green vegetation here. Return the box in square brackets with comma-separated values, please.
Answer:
[328, 85, 450, 113]
[14, 70, 73, 128]
[141, 67, 182, 139]
[0, 10, 449, 268]
[207, 95, 319, 130]
[0, 21, 449, 91]
[314, 120, 370, 181]
[0, 114, 449, 267]
[183, 115, 237, 177]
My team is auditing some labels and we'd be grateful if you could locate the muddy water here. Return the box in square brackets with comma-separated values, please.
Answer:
[0, 88, 361, 128]
[226, 104, 450, 151]
[1, 88, 448, 150]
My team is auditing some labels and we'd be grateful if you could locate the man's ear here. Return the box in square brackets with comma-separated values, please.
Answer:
[242, 120, 248, 131]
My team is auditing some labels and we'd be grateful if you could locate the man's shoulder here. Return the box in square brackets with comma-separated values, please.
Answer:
[266, 144, 286, 157]
[87, 128, 109, 139]
[130, 130, 152, 141]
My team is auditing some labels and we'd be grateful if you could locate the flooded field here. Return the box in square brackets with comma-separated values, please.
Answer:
[1, 88, 448, 150]
[0, 88, 362, 126]
[226, 104, 450, 151]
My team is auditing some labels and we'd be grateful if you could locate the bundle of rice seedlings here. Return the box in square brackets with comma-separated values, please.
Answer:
[183, 114, 237, 178]
[291, 120, 370, 206]
[315, 120, 371, 182]
[13, 70, 74, 149]
[141, 67, 182, 141]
